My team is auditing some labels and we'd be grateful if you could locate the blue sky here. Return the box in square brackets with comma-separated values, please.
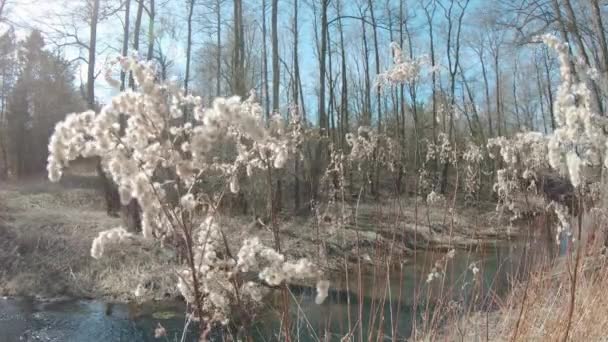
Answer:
[5, 0, 533, 127]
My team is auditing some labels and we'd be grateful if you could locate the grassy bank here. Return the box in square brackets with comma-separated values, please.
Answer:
[0, 171, 177, 301]
[0, 171, 521, 303]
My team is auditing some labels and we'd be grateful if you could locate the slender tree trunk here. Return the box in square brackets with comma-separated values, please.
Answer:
[562, 0, 604, 115]
[87, 0, 99, 109]
[271, 0, 282, 213]
[128, 0, 144, 88]
[90, 0, 120, 216]
[494, 51, 501, 136]
[512, 59, 522, 129]
[184, 0, 195, 94]
[271, 0, 279, 115]
[337, 0, 348, 150]
[318, 0, 328, 132]
[535, 55, 549, 134]
[146, 0, 155, 61]
[215, 0, 221, 96]
[232, 0, 245, 97]
[591, 0, 608, 75]
[460, 65, 485, 143]
[405, 22, 420, 167]
[423, 2, 437, 184]
[441, 0, 469, 194]
[550, 0, 578, 82]
[121, 0, 131, 91]
[367, 0, 380, 131]
[479, 49, 493, 137]
[0, 65, 7, 179]
[543, 46, 556, 130]
[262, 0, 270, 120]
[327, 24, 336, 144]
[124, 0, 144, 232]
[292, 0, 300, 212]
[361, 16, 371, 127]
[311, 0, 329, 208]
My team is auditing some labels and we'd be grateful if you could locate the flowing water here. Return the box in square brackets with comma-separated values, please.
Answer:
[0, 241, 536, 341]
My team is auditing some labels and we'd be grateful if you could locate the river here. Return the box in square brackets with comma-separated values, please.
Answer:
[0, 241, 539, 341]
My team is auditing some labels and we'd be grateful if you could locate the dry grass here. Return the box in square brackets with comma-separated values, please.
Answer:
[0, 169, 178, 301]
[435, 226, 608, 342]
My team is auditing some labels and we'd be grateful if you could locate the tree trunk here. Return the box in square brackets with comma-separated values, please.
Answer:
[87, 0, 99, 109]
[591, 0, 608, 75]
[120, 0, 131, 91]
[512, 59, 522, 129]
[361, 16, 371, 127]
[146, 0, 155, 61]
[89, 0, 120, 216]
[337, 0, 347, 150]
[128, 0, 144, 89]
[494, 51, 501, 136]
[318, 0, 328, 132]
[367, 0, 380, 131]
[292, 0, 300, 212]
[311, 0, 329, 208]
[124, 0, 144, 232]
[535, 54, 548, 134]
[232, 0, 246, 97]
[423, 2, 437, 185]
[271, 0, 281, 214]
[441, 0, 469, 194]
[215, 0, 221, 96]
[271, 0, 279, 115]
[184, 0, 195, 94]
[543, 46, 556, 130]
[562, 0, 604, 115]
[262, 0, 270, 120]
[326, 24, 335, 144]
[479, 48, 493, 137]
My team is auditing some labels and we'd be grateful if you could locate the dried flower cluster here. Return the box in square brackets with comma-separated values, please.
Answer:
[46, 56, 326, 326]
[487, 35, 608, 236]
[376, 42, 434, 87]
[90, 227, 134, 259]
[176, 217, 324, 324]
[426, 249, 455, 284]
[540, 35, 608, 188]
[48, 56, 302, 239]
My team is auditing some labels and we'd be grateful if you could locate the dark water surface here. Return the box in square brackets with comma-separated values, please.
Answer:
[0, 242, 535, 341]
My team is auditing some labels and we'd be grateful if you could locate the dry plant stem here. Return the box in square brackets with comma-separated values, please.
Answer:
[562, 194, 584, 342]
[355, 186, 364, 342]
[511, 267, 531, 342]
[412, 150, 420, 340]
[392, 197, 406, 340]
[264, 156, 292, 342]
[428, 163, 460, 338]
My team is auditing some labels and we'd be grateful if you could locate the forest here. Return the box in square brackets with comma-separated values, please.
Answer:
[0, 0, 608, 341]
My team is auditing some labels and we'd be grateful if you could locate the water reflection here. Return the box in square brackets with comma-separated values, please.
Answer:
[0, 241, 536, 341]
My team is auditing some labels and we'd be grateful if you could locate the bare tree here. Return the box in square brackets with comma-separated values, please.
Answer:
[87, 0, 100, 109]
[439, 0, 470, 193]
[214, 0, 222, 95]
[120, 0, 131, 91]
[366, 0, 380, 131]
[318, 0, 329, 132]
[184, 0, 195, 94]
[271, 0, 279, 115]
[292, 0, 301, 211]
[231, 0, 246, 97]
[146, 0, 155, 61]
[336, 0, 347, 149]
